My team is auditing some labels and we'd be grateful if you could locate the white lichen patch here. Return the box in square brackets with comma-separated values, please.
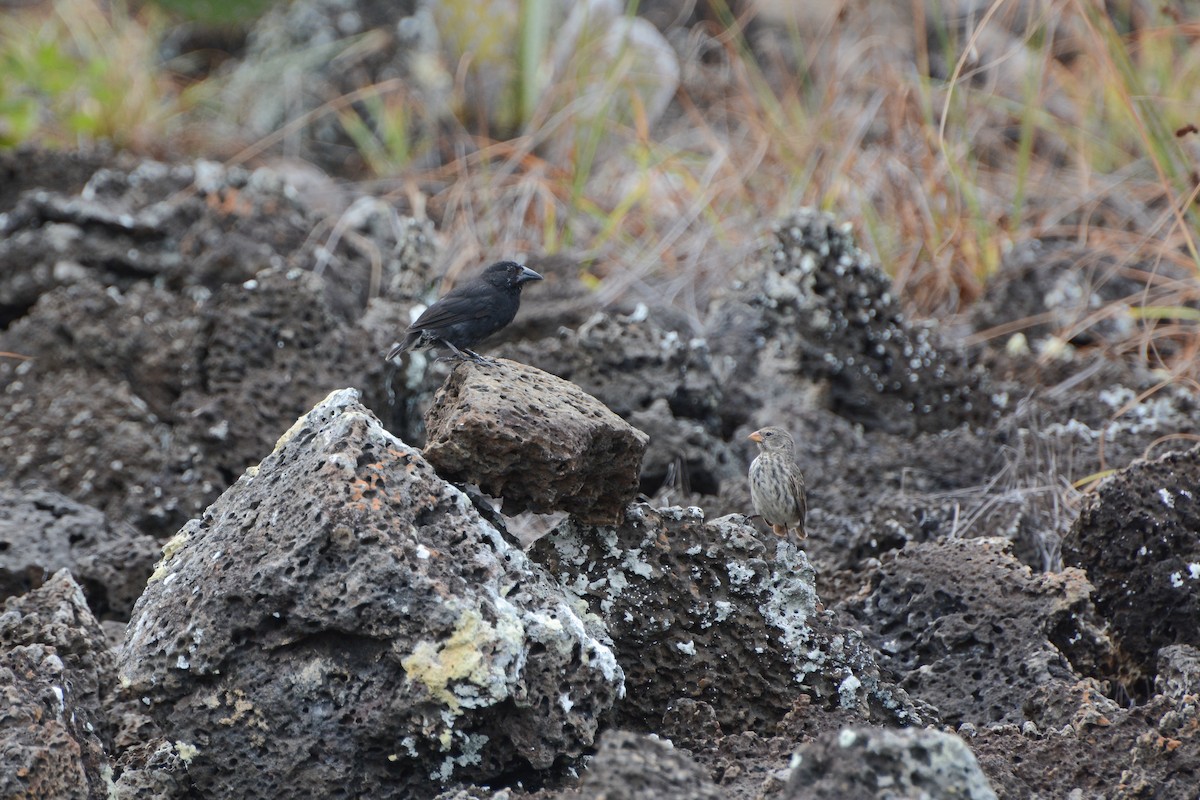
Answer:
[1159, 488, 1175, 508]
[622, 548, 654, 579]
[675, 640, 696, 656]
[838, 674, 863, 709]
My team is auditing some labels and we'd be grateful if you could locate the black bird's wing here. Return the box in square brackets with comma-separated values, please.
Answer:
[407, 279, 498, 332]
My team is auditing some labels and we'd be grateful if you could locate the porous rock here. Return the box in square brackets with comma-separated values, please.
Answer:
[530, 504, 926, 733]
[968, 239, 1194, 350]
[0, 268, 419, 538]
[578, 730, 722, 800]
[0, 486, 159, 619]
[838, 537, 1115, 728]
[118, 388, 623, 799]
[707, 209, 995, 435]
[0, 570, 115, 800]
[503, 309, 737, 499]
[422, 359, 649, 523]
[110, 740, 191, 800]
[971, 678, 1200, 799]
[1156, 644, 1200, 704]
[1063, 445, 1200, 683]
[783, 727, 997, 800]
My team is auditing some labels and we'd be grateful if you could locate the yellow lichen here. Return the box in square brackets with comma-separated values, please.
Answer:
[401, 609, 492, 712]
[147, 530, 191, 583]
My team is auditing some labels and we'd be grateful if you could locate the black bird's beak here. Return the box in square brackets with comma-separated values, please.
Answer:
[518, 266, 544, 283]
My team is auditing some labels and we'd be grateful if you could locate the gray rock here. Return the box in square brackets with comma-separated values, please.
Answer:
[422, 359, 649, 523]
[0, 487, 160, 619]
[784, 726, 997, 800]
[118, 388, 623, 798]
[0, 570, 115, 800]
[1156, 644, 1200, 704]
[530, 505, 926, 733]
[110, 740, 191, 800]
[1063, 445, 1200, 682]
[967, 239, 1163, 349]
[838, 537, 1115, 728]
[578, 730, 722, 800]
[708, 209, 995, 435]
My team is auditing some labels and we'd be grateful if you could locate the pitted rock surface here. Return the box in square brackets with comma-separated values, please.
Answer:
[968, 238, 1195, 350]
[0, 486, 159, 619]
[783, 727, 997, 800]
[707, 209, 995, 435]
[1156, 644, 1200, 704]
[1063, 445, 1200, 685]
[503, 310, 734, 498]
[530, 504, 926, 733]
[0, 268, 417, 538]
[118, 389, 623, 799]
[422, 359, 649, 523]
[0, 570, 115, 800]
[838, 537, 1115, 728]
[578, 730, 722, 800]
[0, 156, 437, 312]
[111, 740, 192, 800]
[972, 680, 1200, 800]
[0, 144, 113, 216]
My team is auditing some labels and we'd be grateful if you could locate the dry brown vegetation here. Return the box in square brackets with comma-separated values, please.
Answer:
[3, 0, 1199, 366]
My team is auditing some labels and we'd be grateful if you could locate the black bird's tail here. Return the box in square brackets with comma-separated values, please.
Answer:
[385, 330, 421, 361]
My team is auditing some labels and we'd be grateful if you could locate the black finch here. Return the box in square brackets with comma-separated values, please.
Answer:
[747, 426, 807, 542]
[387, 260, 543, 363]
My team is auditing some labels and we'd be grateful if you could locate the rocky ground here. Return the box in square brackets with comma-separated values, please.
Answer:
[2, 146, 1199, 800]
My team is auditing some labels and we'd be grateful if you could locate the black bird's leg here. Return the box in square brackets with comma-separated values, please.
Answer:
[436, 339, 499, 366]
[462, 348, 500, 365]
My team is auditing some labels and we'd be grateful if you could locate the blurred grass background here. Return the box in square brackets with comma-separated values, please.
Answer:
[1, 0, 1197, 368]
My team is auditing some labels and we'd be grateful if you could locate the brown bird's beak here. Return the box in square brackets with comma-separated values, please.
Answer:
[518, 265, 544, 283]
[747, 430, 763, 443]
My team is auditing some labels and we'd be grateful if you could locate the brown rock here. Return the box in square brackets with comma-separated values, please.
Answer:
[422, 359, 649, 523]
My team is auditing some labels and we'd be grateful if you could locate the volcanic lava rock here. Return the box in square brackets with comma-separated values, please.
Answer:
[0, 486, 160, 619]
[110, 740, 192, 800]
[968, 238, 1196, 350]
[0, 570, 116, 800]
[118, 389, 623, 799]
[971, 650, 1200, 800]
[838, 537, 1115, 728]
[1063, 445, 1200, 684]
[783, 727, 997, 800]
[503, 309, 738, 499]
[530, 504, 926, 733]
[578, 730, 722, 800]
[708, 209, 995, 435]
[422, 359, 649, 523]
